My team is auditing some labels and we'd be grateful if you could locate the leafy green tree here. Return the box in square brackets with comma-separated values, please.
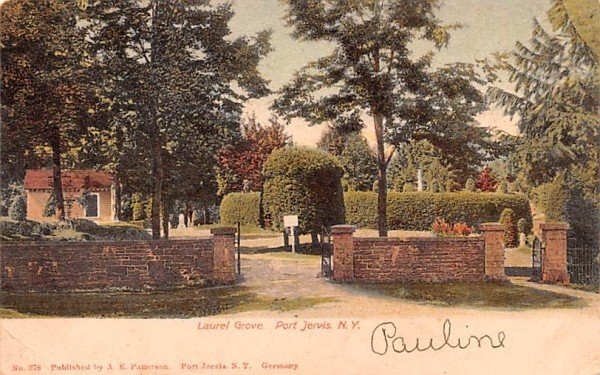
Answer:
[273, 1, 492, 236]
[1, 0, 94, 220]
[319, 130, 377, 192]
[85, 1, 272, 238]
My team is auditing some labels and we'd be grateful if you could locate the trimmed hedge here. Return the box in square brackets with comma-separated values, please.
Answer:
[344, 191, 533, 233]
[219, 192, 261, 226]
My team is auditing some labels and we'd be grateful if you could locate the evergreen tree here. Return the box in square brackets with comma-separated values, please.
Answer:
[319, 130, 377, 192]
[487, 0, 599, 246]
[339, 133, 378, 192]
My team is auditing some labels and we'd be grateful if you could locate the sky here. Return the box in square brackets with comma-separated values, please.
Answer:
[224, 0, 552, 146]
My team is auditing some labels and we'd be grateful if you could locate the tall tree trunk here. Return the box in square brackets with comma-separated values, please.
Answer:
[151, 130, 163, 239]
[161, 198, 169, 239]
[113, 173, 122, 221]
[50, 128, 65, 221]
[374, 113, 388, 237]
[149, 0, 162, 239]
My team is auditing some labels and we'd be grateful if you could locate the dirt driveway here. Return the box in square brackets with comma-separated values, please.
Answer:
[229, 251, 600, 319]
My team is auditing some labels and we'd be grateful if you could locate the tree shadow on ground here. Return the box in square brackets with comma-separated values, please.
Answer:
[0, 286, 335, 318]
[349, 281, 585, 310]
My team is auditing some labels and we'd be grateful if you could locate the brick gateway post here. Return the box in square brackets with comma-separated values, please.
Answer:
[0, 227, 237, 291]
[536, 222, 570, 284]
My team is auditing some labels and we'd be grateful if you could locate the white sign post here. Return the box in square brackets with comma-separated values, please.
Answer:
[283, 215, 299, 253]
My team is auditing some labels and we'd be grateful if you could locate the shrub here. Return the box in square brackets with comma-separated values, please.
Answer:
[403, 183, 416, 192]
[43, 191, 57, 217]
[499, 208, 518, 247]
[428, 179, 441, 192]
[262, 147, 345, 234]
[496, 180, 509, 193]
[96, 223, 152, 240]
[170, 214, 179, 229]
[344, 191, 533, 233]
[475, 166, 498, 192]
[194, 205, 220, 225]
[131, 193, 146, 221]
[517, 218, 526, 234]
[531, 173, 599, 248]
[432, 218, 472, 236]
[0, 218, 54, 239]
[127, 220, 146, 229]
[220, 192, 261, 226]
[8, 194, 26, 221]
[464, 178, 475, 192]
[531, 174, 567, 222]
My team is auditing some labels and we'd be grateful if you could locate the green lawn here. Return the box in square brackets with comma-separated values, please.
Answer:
[351, 281, 584, 310]
[0, 286, 335, 319]
[173, 224, 281, 239]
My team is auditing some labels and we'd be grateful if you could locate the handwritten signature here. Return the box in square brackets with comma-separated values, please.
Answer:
[371, 319, 506, 355]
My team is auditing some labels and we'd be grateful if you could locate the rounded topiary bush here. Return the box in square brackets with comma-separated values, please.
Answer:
[499, 208, 518, 248]
[8, 194, 26, 221]
[262, 147, 345, 235]
[220, 192, 261, 226]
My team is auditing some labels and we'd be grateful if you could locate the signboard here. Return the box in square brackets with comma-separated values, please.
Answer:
[283, 215, 299, 228]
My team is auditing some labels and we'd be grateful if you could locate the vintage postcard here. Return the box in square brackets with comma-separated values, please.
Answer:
[1, 0, 599, 374]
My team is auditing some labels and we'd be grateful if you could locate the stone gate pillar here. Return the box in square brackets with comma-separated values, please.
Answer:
[537, 222, 570, 284]
[480, 223, 506, 280]
[211, 227, 237, 284]
[331, 225, 356, 282]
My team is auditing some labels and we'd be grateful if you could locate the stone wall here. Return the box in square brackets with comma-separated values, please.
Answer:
[0, 228, 237, 291]
[332, 225, 503, 283]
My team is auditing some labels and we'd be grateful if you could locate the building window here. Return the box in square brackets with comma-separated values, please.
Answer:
[84, 193, 100, 218]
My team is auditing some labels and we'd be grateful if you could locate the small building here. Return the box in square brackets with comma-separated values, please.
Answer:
[24, 169, 115, 222]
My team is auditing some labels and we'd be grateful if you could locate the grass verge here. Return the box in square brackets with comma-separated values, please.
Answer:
[351, 281, 584, 310]
[225, 296, 337, 314]
[0, 287, 336, 318]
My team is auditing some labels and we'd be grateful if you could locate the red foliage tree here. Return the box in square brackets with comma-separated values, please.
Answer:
[217, 115, 290, 195]
[475, 166, 498, 192]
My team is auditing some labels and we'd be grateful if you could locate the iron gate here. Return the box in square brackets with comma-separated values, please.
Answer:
[321, 226, 332, 278]
[567, 246, 600, 287]
[531, 236, 544, 281]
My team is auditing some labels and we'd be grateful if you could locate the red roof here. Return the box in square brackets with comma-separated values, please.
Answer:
[24, 170, 113, 191]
